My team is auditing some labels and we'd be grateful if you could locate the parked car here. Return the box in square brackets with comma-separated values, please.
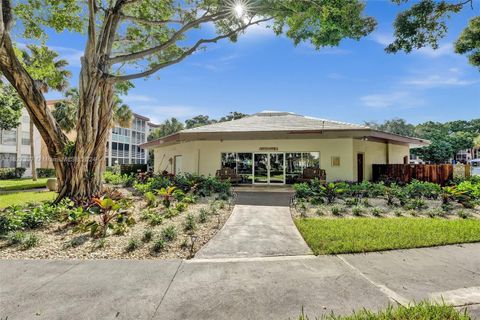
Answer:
[471, 159, 480, 176]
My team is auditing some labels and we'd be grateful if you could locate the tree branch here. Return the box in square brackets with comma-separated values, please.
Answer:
[108, 11, 226, 65]
[112, 17, 272, 81]
[120, 14, 183, 25]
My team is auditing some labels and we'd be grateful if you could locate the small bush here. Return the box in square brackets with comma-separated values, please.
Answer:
[36, 168, 55, 178]
[0, 168, 26, 180]
[176, 202, 188, 212]
[331, 205, 345, 216]
[6, 231, 26, 245]
[457, 210, 471, 219]
[141, 209, 163, 226]
[142, 229, 154, 243]
[370, 207, 383, 217]
[351, 205, 364, 217]
[404, 198, 427, 210]
[183, 213, 197, 232]
[126, 238, 141, 252]
[164, 208, 179, 219]
[315, 206, 325, 216]
[199, 208, 208, 223]
[21, 233, 39, 249]
[426, 208, 445, 218]
[344, 198, 359, 206]
[362, 198, 372, 207]
[393, 209, 403, 217]
[151, 238, 165, 253]
[144, 192, 158, 208]
[161, 225, 177, 242]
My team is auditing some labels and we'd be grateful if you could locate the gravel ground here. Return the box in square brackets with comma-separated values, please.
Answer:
[0, 189, 234, 260]
[291, 197, 480, 220]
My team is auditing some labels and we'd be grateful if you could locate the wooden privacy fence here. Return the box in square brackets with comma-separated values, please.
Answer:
[372, 164, 454, 186]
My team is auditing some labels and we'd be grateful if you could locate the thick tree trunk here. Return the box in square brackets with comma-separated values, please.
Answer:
[0, 33, 114, 201]
[29, 119, 37, 181]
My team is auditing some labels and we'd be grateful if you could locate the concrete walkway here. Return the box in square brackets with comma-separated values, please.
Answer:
[2, 244, 480, 319]
[195, 205, 312, 259]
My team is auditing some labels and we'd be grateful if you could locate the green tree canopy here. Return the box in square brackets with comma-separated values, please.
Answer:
[386, 0, 479, 69]
[364, 118, 415, 137]
[0, 83, 23, 130]
[185, 115, 216, 129]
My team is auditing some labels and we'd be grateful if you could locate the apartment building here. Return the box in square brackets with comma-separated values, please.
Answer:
[0, 109, 42, 177]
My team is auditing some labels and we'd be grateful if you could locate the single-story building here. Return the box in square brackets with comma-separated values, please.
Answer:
[140, 111, 429, 184]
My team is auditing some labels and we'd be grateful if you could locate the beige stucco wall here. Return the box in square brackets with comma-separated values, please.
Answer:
[153, 138, 410, 182]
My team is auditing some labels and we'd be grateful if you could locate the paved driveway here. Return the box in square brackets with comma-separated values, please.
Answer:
[2, 244, 480, 320]
[195, 204, 312, 259]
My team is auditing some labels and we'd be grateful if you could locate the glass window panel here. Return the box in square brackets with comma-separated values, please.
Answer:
[2, 130, 16, 145]
[237, 153, 253, 184]
[21, 154, 31, 168]
[303, 152, 320, 168]
[221, 153, 236, 169]
[0, 153, 17, 168]
[22, 131, 30, 145]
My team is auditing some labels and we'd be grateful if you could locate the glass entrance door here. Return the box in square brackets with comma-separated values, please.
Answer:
[269, 153, 285, 184]
[253, 153, 285, 184]
[254, 153, 268, 183]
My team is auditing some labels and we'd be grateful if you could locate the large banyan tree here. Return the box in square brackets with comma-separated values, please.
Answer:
[0, 0, 476, 200]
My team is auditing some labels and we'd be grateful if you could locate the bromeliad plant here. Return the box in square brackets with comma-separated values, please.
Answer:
[79, 197, 135, 238]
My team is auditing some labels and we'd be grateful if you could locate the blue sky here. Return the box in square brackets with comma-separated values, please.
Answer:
[42, 1, 479, 125]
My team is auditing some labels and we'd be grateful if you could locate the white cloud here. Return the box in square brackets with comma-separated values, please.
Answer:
[241, 20, 274, 38]
[134, 105, 205, 123]
[360, 91, 423, 109]
[403, 68, 476, 88]
[370, 32, 393, 46]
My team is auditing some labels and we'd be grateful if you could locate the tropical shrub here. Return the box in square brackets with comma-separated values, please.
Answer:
[79, 197, 135, 238]
[351, 205, 364, 216]
[198, 208, 208, 223]
[183, 213, 197, 233]
[319, 182, 345, 204]
[36, 168, 56, 178]
[330, 205, 346, 216]
[404, 199, 427, 210]
[144, 191, 158, 208]
[158, 187, 176, 208]
[404, 180, 441, 199]
[293, 183, 313, 199]
[370, 207, 383, 217]
[151, 238, 165, 253]
[161, 225, 177, 242]
[0, 168, 26, 180]
[176, 202, 188, 212]
[126, 237, 141, 252]
[141, 208, 163, 226]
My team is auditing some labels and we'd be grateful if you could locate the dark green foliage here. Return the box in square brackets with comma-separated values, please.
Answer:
[126, 237, 141, 252]
[120, 164, 147, 175]
[198, 208, 208, 223]
[142, 229, 154, 243]
[36, 168, 56, 178]
[151, 238, 165, 253]
[0, 203, 58, 234]
[161, 225, 177, 242]
[0, 168, 26, 180]
[183, 213, 197, 233]
[455, 17, 480, 70]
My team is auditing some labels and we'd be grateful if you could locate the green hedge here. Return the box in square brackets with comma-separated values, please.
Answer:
[36, 168, 56, 178]
[0, 168, 26, 180]
[120, 164, 147, 175]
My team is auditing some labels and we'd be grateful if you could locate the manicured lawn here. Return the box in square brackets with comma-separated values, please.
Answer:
[299, 301, 470, 320]
[0, 178, 48, 191]
[0, 191, 57, 208]
[295, 217, 480, 255]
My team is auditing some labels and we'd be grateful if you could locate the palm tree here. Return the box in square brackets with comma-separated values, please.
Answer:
[52, 88, 79, 133]
[20, 45, 71, 181]
[112, 96, 133, 128]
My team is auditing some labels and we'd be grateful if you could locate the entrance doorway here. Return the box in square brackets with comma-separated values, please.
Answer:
[357, 153, 364, 182]
[253, 153, 285, 184]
